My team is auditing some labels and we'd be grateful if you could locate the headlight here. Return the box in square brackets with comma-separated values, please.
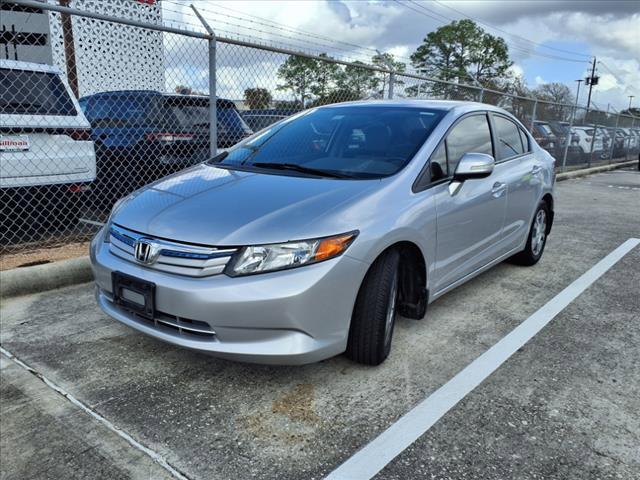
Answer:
[226, 231, 358, 277]
[102, 197, 128, 243]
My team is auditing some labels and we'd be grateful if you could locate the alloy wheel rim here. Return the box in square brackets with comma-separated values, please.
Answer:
[532, 209, 547, 256]
[384, 273, 398, 349]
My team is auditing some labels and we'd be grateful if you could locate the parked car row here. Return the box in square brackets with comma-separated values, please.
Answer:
[1, 59, 253, 244]
[532, 119, 640, 164]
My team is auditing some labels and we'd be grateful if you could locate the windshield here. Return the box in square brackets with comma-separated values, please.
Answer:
[0, 69, 77, 116]
[216, 106, 445, 179]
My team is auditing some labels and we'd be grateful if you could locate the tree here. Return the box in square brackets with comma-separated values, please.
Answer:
[336, 61, 380, 100]
[277, 55, 318, 108]
[372, 53, 406, 98]
[310, 53, 341, 100]
[410, 19, 512, 99]
[620, 107, 640, 117]
[534, 82, 574, 121]
[244, 87, 272, 110]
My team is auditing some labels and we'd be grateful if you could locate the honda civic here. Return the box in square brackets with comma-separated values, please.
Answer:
[91, 100, 555, 365]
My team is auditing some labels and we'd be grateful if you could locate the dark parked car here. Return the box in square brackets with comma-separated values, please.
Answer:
[532, 121, 560, 158]
[241, 108, 302, 132]
[79, 91, 252, 197]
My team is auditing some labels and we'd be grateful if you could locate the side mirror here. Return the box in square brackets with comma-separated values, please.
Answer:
[453, 152, 495, 181]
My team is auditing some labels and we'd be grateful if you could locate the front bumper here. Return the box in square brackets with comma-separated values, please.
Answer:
[90, 233, 369, 365]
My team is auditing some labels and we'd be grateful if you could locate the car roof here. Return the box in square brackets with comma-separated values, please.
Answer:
[79, 90, 234, 104]
[314, 99, 531, 124]
[318, 99, 502, 113]
[0, 59, 62, 74]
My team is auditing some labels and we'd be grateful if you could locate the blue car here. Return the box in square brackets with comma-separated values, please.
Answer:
[79, 91, 252, 196]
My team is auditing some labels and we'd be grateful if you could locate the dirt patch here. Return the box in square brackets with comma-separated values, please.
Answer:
[240, 384, 322, 451]
[271, 383, 321, 425]
[0, 241, 89, 271]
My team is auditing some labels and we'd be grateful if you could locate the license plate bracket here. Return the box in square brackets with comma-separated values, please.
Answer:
[112, 272, 155, 319]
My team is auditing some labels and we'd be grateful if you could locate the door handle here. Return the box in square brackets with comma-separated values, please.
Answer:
[531, 165, 542, 175]
[491, 182, 506, 197]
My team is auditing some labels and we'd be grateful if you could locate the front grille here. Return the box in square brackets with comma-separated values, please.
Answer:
[103, 290, 216, 341]
[141, 309, 216, 340]
[109, 224, 237, 277]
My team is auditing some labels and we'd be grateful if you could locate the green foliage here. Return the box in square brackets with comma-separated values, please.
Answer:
[276, 55, 319, 108]
[277, 53, 403, 106]
[372, 53, 406, 98]
[336, 61, 380, 99]
[409, 19, 512, 98]
[244, 87, 272, 110]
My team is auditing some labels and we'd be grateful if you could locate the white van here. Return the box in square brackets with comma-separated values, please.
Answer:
[0, 60, 96, 237]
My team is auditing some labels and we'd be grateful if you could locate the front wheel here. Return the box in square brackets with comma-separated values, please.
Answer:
[509, 202, 549, 266]
[346, 249, 400, 365]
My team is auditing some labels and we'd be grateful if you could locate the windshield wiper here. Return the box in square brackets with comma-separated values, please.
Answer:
[252, 162, 349, 179]
[206, 151, 229, 164]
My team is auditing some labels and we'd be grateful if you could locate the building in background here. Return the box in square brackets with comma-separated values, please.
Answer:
[1, 0, 165, 97]
[49, 0, 165, 96]
[1, 2, 53, 64]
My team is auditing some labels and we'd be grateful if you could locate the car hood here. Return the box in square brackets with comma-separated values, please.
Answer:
[113, 164, 381, 246]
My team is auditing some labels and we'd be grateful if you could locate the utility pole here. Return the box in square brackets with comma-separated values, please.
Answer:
[585, 57, 597, 112]
[575, 79, 583, 107]
[629, 96, 635, 110]
[59, 0, 79, 98]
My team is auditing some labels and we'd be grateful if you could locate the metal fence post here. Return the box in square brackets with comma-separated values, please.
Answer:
[388, 71, 395, 99]
[530, 100, 538, 133]
[607, 113, 620, 163]
[191, 5, 217, 157]
[478, 87, 484, 103]
[560, 104, 576, 172]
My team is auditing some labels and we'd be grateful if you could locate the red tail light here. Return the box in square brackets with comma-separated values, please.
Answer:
[145, 133, 194, 143]
[64, 128, 92, 141]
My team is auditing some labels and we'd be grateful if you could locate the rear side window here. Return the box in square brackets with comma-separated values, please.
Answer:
[494, 115, 524, 160]
[446, 114, 493, 174]
[0, 69, 77, 116]
[84, 95, 153, 127]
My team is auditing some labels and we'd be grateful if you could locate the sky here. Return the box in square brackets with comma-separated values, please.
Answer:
[162, 0, 640, 112]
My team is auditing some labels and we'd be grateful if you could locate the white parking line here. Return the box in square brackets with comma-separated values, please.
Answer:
[326, 238, 640, 480]
[0, 347, 190, 480]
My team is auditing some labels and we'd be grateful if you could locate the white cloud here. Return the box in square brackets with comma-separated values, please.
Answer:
[162, 1, 639, 110]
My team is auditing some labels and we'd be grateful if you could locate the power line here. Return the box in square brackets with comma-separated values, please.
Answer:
[164, 1, 409, 64]
[430, 0, 593, 60]
[162, 5, 379, 64]
[396, 0, 591, 64]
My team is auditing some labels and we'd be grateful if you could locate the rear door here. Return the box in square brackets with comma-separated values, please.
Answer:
[0, 66, 95, 188]
[431, 113, 508, 292]
[490, 113, 541, 251]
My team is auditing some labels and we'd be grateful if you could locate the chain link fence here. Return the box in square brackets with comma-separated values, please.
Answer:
[1, 0, 639, 256]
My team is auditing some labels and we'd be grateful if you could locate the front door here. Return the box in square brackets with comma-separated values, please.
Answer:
[432, 113, 507, 293]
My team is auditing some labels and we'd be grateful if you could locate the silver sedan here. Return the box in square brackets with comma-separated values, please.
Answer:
[91, 100, 555, 365]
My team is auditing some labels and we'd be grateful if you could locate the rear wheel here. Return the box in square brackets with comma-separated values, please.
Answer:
[510, 202, 549, 266]
[346, 249, 400, 365]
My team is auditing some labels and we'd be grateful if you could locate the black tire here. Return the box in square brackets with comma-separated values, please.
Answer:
[510, 202, 550, 266]
[346, 249, 400, 365]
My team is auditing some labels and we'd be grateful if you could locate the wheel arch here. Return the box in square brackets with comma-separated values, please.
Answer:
[361, 240, 428, 320]
[541, 192, 554, 234]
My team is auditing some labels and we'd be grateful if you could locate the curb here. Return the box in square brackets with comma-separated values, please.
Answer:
[0, 256, 92, 300]
[556, 160, 637, 182]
